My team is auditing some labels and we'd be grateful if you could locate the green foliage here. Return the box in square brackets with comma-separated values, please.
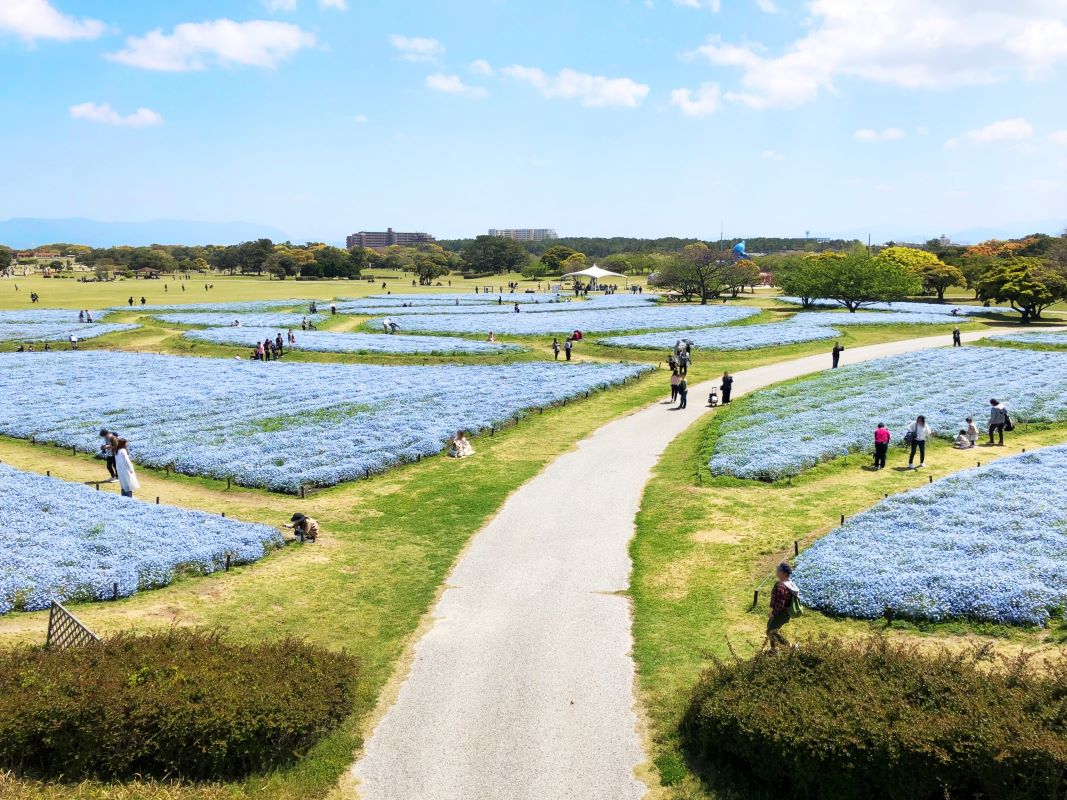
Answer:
[768, 253, 840, 304]
[683, 636, 1067, 800]
[440, 236, 864, 258]
[459, 235, 530, 275]
[978, 257, 1067, 321]
[0, 246, 11, 272]
[540, 245, 578, 273]
[816, 250, 921, 311]
[876, 246, 964, 302]
[0, 630, 360, 781]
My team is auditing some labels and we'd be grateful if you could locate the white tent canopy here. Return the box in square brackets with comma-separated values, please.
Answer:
[559, 264, 627, 283]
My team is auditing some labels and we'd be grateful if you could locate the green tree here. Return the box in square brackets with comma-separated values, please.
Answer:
[313, 246, 353, 278]
[678, 242, 730, 304]
[770, 253, 836, 307]
[818, 250, 922, 312]
[0, 247, 13, 273]
[977, 257, 1067, 322]
[264, 251, 299, 280]
[413, 250, 451, 285]
[875, 246, 962, 302]
[723, 260, 761, 297]
[540, 245, 578, 274]
[460, 236, 529, 275]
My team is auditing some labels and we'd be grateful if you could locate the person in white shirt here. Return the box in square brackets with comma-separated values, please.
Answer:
[905, 415, 933, 469]
[448, 431, 474, 459]
[114, 437, 140, 498]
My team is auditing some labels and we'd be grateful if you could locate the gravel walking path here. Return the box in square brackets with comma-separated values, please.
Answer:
[352, 328, 1035, 800]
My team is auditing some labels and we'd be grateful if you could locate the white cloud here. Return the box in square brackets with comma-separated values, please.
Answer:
[755, 0, 779, 12]
[262, 0, 346, 9]
[389, 34, 444, 62]
[425, 73, 487, 99]
[70, 101, 163, 128]
[0, 0, 104, 42]
[502, 65, 649, 108]
[761, 149, 785, 161]
[353, 114, 368, 123]
[853, 127, 905, 141]
[469, 58, 493, 76]
[319, 0, 347, 8]
[964, 117, 1035, 144]
[107, 19, 315, 71]
[669, 83, 721, 116]
[1048, 129, 1067, 145]
[688, 1, 1067, 109]
[675, 0, 721, 10]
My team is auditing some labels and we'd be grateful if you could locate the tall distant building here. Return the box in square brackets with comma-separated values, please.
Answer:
[346, 228, 436, 249]
[488, 228, 558, 242]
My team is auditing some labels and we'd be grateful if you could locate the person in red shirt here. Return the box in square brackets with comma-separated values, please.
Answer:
[767, 562, 799, 651]
[873, 422, 891, 470]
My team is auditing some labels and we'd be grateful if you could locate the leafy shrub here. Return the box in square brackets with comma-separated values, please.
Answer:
[682, 637, 1067, 800]
[0, 630, 359, 780]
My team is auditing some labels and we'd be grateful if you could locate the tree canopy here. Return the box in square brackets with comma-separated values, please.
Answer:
[977, 257, 1067, 322]
[816, 250, 922, 311]
[459, 236, 530, 275]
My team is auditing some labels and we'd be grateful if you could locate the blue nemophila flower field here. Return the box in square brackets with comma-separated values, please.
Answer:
[334, 294, 654, 316]
[707, 346, 1067, 481]
[0, 323, 137, 342]
[116, 300, 319, 313]
[377, 304, 760, 335]
[155, 312, 322, 328]
[184, 327, 521, 355]
[599, 321, 841, 350]
[0, 352, 650, 491]
[0, 464, 282, 614]
[778, 297, 1014, 316]
[990, 332, 1067, 346]
[0, 309, 112, 323]
[792, 445, 1067, 626]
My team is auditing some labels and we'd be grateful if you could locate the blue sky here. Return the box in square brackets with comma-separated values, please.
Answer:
[2, 0, 1067, 242]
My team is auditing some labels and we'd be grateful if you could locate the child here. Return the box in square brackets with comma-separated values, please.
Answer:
[966, 417, 979, 447]
[954, 429, 973, 449]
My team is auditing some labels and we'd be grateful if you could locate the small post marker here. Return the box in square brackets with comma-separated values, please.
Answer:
[72, 446, 77, 456]
[112, 582, 119, 601]
[225, 554, 232, 571]
[300, 485, 306, 499]
[226, 476, 231, 490]
[929, 475, 933, 483]
[752, 589, 760, 608]
[221, 511, 226, 518]
[95, 482, 100, 491]
[156, 496, 160, 504]
[793, 540, 799, 556]
[840, 514, 845, 525]
[46, 470, 50, 477]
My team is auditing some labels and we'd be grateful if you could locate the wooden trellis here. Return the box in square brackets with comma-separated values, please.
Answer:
[45, 601, 100, 650]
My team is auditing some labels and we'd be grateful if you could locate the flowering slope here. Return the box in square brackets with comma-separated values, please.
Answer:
[708, 347, 1067, 480]
[155, 312, 318, 328]
[0, 465, 282, 614]
[793, 445, 1067, 625]
[778, 297, 1013, 316]
[184, 327, 521, 354]
[990, 332, 1067, 346]
[116, 300, 316, 313]
[599, 322, 840, 350]
[0, 310, 111, 324]
[0, 353, 649, 491]
[0, 323, 137, 342]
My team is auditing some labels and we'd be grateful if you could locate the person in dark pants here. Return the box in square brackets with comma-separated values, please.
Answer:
[99, 429, 118, 481]
[720, 372, 734, 404]
[564, 338, 572, 361]
[831, 342, 844, 368]
[873, 422, 890, 469]
[767, 562, 798, 651]
[988, 398, 1008, 445]
[676, 375, 688, 409]
[952, 327, 962, 347]
[552, 338, 560, 360]
[905, 415, 932, 469]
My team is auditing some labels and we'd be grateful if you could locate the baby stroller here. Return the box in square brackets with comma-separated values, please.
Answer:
[707, 388, 719, 407]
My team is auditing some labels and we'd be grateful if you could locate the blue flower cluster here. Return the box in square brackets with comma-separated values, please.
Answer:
[0, 309, 111, 323]
[792, 445, 1067, 626]
[155, 312, 316, 328]
[118, 300, 317, 313]
[0, 464, 282, 614]
[184, 327, 521, 354]
[334, 294, 653, 316]
[707, 347, 1067, 480]
[0, 323, 137, 343]
[990, 332, 1067, 346]
[376, 304, 760, 335]
[778, 297, 1013, 316]
[0, 352, 650, 491]
[599, 322, 841, 350]
[333, 292, 568, 312]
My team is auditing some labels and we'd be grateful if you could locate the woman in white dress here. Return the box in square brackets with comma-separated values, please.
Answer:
[114, 437, 140, 498]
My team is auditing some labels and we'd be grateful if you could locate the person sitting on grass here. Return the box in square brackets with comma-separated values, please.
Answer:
[954, 429, 974, 449]
[767, 562, 799, 652]
[487, 331, 496, 343]
[449, 431, 474, 458]
[284, 512, 319, 542]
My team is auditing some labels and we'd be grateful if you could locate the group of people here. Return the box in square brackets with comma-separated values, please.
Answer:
[666, 368, 733, 410]
[15, 342, 52, 352]
[76, 310, 95, 323]
[872, 399, 1012, 470]
[127, 296, 147, 307]
[551, 335, 576, 360]
[251, 333, 287, 361]
[98, 429, 139, 498]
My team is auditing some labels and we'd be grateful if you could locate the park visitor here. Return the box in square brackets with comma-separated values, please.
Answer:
[128, 296, 134, 306]
[966, 416, 979, 447]
[988, 398, 1010, 446]
[678, 349, 691, 375]
[85, 311, 93, 323]
[114, 438, 139, 498]
[831, 342, 845, 368]
[873, 422, 890, 469]
[99, 429, 118, 481]
[487, 332, 496, 343]
[676, 375, 688, 409]
[513, 303, 521, 313]
[954, 430, 973, 449]
[275, 333, 284, 355]
[68, 334, 78, 350]
[670, 369, 681, 402]
[285, 512, 319, 542]
[720, 372, 734, 404]
[905, 414, 932, 469]
[552, 338, 560, 360]
[449, 431, 474, 459]
[140, 296, 146, 306]
[564, 338, 572, 361]
[78, 310, 84, 323]
[952, 327, 962, 347]
[767, 562, 799, 652]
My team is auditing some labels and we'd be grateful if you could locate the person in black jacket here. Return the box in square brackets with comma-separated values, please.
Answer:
[831, 342, 845, 368]
[720, 372, 734, 404]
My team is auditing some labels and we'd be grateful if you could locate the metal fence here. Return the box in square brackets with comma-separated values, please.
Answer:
[45, 600, 100, 650]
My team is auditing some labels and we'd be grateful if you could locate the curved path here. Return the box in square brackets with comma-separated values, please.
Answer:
[352, 328, 1034, 800]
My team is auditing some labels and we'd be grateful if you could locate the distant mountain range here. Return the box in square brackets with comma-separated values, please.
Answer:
[0, 218, 294, 249]
[834, 220, 1066, 246]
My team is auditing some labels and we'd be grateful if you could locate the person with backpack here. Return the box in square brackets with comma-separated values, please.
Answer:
[904, 414, 933, 469]
[767, 562, 799, 652]
[988, 398, 1010, 446]
[872, 422, 890, 469]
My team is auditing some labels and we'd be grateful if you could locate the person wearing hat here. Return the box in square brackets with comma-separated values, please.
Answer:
[284, 512, 319, 542]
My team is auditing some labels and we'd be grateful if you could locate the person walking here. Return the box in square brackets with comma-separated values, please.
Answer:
[767, 562, 799, 652]
[564, 338, 572, 361]
[552, 338, 560, 360]
[988, 398, 1009, 446]
[720, 372, 734, 404]
[670, 369, 681, 403]
[676, 375, 688, 409]
[831, 341, 845, 368]
[99, 429, 119, 481]
[114, 438, 139, 498]
[873, 422, 890, 469]
[952, 327, 962, 347]
[905, 415, 932, 469]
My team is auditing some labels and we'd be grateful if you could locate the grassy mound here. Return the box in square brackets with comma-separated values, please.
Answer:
[0, 630, 359, 781]
[683, 636, 1066, 799]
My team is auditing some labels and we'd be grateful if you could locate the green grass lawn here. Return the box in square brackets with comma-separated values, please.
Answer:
[630, 407, 1067, 799]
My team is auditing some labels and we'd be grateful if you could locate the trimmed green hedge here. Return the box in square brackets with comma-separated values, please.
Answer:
[0, 630, 359, 780]
[683, 636, 1066, 800]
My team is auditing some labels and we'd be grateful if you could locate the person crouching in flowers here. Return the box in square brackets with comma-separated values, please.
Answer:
[767, 562, 799, 652]
[449, 431, 474, 459]
[114, 438, 139, 498]
[284, 512, 318, 542]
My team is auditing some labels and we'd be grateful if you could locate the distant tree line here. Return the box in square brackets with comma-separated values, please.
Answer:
[439, 236, 860, 258]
